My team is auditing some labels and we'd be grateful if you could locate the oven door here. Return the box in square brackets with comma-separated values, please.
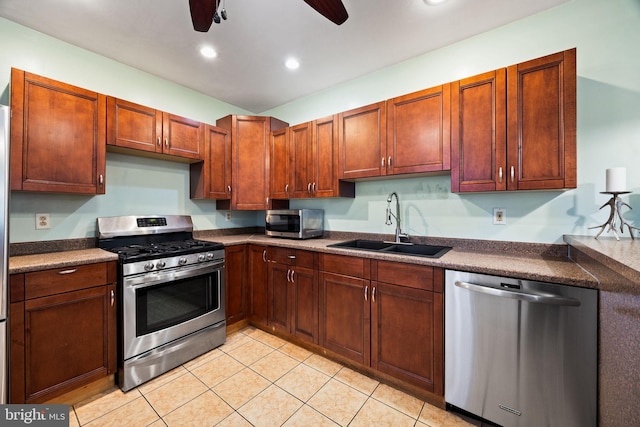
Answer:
[122, 260, 225, 360]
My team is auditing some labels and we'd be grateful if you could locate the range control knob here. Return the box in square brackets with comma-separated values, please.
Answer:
[178, 257, 188, 265]
[156, 260, 166, 269]
[198, 254, 206, 262]
[144, 262, 154, 271]
[207, 252, 214, 260]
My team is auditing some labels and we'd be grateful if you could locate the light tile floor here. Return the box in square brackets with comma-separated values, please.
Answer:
[70, 327, 478, 427]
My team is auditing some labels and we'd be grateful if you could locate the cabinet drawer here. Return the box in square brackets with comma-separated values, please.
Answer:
[374, 261, 434, 291]
[269, 247, 297, 265]
[294, 250, 315, 269]
[320, 254, 369, 278]
[25, 263, 108, 300]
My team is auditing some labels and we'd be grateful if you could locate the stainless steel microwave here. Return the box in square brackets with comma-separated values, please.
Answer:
[265, 209, 324, 239]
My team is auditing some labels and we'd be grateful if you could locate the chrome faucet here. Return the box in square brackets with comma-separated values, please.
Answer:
[385, 192, 409, 243]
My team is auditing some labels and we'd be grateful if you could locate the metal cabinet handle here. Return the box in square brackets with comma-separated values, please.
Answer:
[286, 269, 291, 282]
[157, 136, 161, 147]
[227, 185, 231, 193]
[312, 182, 316, 193]
[58, 269, 77, 275]
[388, 156, 392, 168]
[510, 166, 515, 183]
[499, 167, 503, 183]
[287, 255, 296, 260]
[165, 138, 169, 148]
[291, 269, 295, 283]
[372, 286, 376, 303]
[99, 174, 104, 186]
[364, 285, 369, 301]
[381, 157, 385, 167]
[307, 182, 311, 193]
[110, 289, 115, 306]
[285, 184, 289, 194]
[262, 249, 267, 263]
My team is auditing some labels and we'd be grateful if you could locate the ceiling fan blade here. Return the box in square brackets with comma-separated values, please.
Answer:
[189, 0, 216, 32]
[303, 0, 349, 25]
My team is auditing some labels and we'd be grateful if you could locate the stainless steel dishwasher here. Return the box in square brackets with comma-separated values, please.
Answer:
[445, 270, 597, 427]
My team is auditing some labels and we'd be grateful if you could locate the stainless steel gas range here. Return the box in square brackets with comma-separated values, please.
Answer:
[97, 215, 226, 391]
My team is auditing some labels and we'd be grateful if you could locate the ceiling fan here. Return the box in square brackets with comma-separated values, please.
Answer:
[188, 0, 349, 32]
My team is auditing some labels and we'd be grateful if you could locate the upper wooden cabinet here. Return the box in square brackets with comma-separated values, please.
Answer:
[10, 68, 106, 194]
[272, 115, 354, 200]
[107, 97, 205, 162]
[338, 101, 387, 180]
[451, 48, 576, 192]
[190, 125, 231, 199]
[216, 115, 289, 210]
[386, 84, 451, 175]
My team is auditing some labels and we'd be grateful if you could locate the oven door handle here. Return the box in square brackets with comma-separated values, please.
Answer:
[125, 262, 223, 289]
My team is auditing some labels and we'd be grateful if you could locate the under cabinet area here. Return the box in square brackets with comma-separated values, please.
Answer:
[9, 261, 117, 404]
[107, 97, 205, 162]
[10, 68, 107, 194]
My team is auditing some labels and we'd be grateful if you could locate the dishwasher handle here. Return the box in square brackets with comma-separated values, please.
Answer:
[454, 280, 581, 307]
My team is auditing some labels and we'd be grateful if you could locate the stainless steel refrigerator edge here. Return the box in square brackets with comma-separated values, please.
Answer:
[445, 270, 597, 427]
[0, 105, 9, 404]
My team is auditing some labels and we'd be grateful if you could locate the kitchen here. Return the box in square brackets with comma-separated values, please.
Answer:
[0, 0, 639, 425]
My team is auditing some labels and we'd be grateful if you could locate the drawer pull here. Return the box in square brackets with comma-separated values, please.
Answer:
[110, 289, 115, 306]
[57, 269, 77, 275]
[262, 250, 267, 263]
[364, 285, 368, 301]
[287, 255, 296, 260]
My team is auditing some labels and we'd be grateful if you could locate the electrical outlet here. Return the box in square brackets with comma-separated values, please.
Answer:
[493, 208, 506, 225]
[225, 212, 231, 222]
[36, 213, 51, 229]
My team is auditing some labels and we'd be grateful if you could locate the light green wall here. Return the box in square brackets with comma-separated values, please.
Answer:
[0, 18, 259, 242]
[263, 0, 640, 244]
[3, 0, 640, 244]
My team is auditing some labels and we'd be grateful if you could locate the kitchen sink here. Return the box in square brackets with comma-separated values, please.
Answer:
[328, 239, 452, 258]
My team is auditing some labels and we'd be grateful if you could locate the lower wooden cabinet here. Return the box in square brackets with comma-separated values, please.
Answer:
[9, 262, 117, 404]
[318, 253, 444, 394]
[248, 245, 269, 327]
[225, 245, 249, 325]
[267, 247, 318, 344]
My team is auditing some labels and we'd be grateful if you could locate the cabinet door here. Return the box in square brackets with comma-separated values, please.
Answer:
[319, 271, 370, 365]
[291, 266, 318, 344]
[107, 97, 162, 153]
[22, 285, 112, 403]
[268, 261, 290, 334]
[217, 116, 271, 209]
[370, 281, 443, 394]
[10, 68, 106, 194]
[387, 84, 451, 175]
[248, 245, 268, 326]
[225, 245, 248, 325]
[290, 122, 313, 198]
[312, 115, 345, 198]
[338, 101, 387, 180]
[191, 124, 231, 199]
[507, 49, 576, 190]
[270, 127, 290, 199]
[451, 69, 507, 193]
[163, 113, 204, 160]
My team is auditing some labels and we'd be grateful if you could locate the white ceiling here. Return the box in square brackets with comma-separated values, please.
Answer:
[0, 0, 569, 113]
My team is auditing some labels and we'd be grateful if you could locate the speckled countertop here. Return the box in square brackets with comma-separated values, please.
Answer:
[9, 234, 598, 289]
[9, 248, 118, 274]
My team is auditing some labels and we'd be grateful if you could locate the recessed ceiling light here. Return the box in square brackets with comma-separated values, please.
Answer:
[200, 46, 217, 59]
[285, 58, 300, 70]
[423, 0, 448, 5]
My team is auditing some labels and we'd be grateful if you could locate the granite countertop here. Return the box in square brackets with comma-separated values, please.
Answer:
[564, 235, 640, 288]
[9, 248, 118, 274]
[203, 234, 598, 288]
[8, 234, 598, 289]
